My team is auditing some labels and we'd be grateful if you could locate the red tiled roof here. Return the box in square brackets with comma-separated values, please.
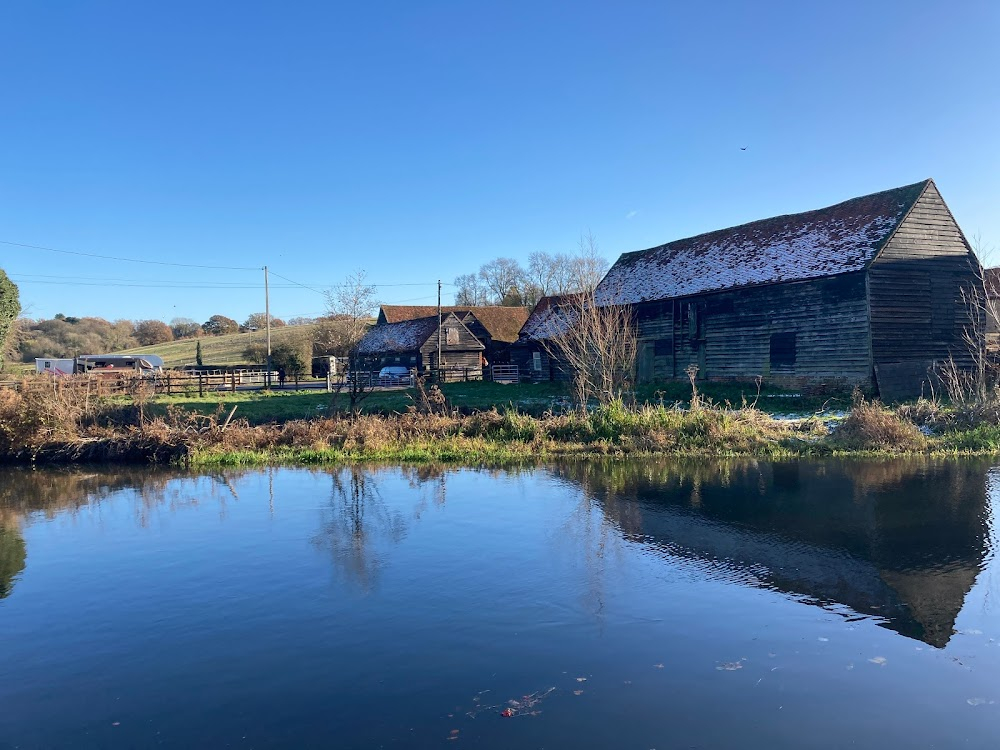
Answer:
[379, 306, 472, 324]
[378, 305, 530, 343]
[463, 307, 531, 343]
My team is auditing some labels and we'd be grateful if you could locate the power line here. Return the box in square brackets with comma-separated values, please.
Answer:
[266, 270, 327, 297]
[10, 278, 276, 289]
[8, 270, 455, 288]
[1, 239, 260, 271]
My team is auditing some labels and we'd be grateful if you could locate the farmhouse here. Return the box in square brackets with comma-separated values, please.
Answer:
[594, 179, 979, 398]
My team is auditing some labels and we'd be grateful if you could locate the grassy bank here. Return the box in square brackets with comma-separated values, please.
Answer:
[5, 374, 1000, 466]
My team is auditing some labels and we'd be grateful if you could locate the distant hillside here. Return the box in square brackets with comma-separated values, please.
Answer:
[115, 325, 317, 369]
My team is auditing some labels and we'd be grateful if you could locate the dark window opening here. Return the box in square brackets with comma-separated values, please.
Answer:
[770, 332, 796, 371]
[653, 338, 672, 357]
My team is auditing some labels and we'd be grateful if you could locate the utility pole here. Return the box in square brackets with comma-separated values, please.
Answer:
[437, 279, 442, 384]
[264, 266, 272, 389]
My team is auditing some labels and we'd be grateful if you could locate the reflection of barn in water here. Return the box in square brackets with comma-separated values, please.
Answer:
[554, 459, 992, 647]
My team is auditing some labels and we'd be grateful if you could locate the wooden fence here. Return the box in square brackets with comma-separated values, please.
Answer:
[0, 371, 284, 397]
[1, 363, 520, 397]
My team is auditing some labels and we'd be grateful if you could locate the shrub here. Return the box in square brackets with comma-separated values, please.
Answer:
[833, 397, 926, 452]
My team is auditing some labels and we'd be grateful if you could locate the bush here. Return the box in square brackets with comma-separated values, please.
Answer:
[832, 397, 926, 452]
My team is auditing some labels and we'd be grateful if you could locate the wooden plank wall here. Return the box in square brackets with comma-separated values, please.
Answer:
[636, 273, 873, 391]
[869, 182, 977, 388]
[419, 314, 484, 370]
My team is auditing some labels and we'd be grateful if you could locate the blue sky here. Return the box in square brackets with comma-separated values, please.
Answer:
[1, 0, 997, 324]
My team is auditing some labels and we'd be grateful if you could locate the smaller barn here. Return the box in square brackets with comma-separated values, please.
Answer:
[376, 305, 530, 366]
[510, 295, 581, 382]
[355, 312, 485, 380]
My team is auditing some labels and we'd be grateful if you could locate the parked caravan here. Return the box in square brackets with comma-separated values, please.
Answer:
[34, 358, 76, 376]
[75, 354, 165, 376]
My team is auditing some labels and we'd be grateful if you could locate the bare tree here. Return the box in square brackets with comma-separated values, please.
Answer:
[478, 257, 527, 304]
[542, 289, 637, 410]
[453, 273, 490, 306]
[937, 235, 996, 406]
[569, 231, 611, 294]
[527, 252, 558, 297]
[324, 269, 378, 352]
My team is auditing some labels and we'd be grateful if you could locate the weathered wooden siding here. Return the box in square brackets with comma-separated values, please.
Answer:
[510, 344, 572, 382]
[869, 182, 977, 398]
[419, 313, 484, 372]
[635, 273, 872, 391]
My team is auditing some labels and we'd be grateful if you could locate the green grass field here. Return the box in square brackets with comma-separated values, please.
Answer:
[115, 325, 317, 368]
[148, 379, 842, 424]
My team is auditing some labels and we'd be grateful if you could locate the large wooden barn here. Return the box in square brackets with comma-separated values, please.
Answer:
[594, 179, 979, 398]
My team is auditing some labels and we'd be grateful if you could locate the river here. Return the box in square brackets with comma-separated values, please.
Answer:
[1, 458, 998, 748]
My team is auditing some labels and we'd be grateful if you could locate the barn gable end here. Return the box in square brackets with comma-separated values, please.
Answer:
[868, 180, 979, 399]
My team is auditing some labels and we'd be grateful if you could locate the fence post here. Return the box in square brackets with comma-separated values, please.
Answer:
[326, 372, 332, 393]
[231, 371, 237, 393]
[166, 374, 172, 396]
[198, 373, 204, 397]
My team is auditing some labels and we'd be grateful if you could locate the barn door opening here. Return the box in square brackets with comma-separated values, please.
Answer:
[637, 342, 655, 384]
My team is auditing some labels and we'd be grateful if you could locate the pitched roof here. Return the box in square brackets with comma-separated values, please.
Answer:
[355, 316, 439, 354]
[378, 305, 471, 324]
[516, 294, 583, 344]
[595, 180, 931, 305]
[463, 306, 531, 343]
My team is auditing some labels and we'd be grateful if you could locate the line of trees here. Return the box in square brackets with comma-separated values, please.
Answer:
[0, 268, 21, 371]
[454, 233, 610, 307]
[9, 311, 299, 363]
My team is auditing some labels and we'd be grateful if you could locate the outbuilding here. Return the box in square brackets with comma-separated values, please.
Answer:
[594, 179, 979, 399]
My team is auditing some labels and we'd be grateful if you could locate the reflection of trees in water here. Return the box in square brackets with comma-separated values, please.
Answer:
[311, 463, 546, 592]
[313, 467, 417, 592]
[0, 526, 26, 600]
[315, 466, 446, 591]
[0, 466, 269, 600]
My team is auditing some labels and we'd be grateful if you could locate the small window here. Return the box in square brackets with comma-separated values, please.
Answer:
[653, 338, 672, 357]
[394, 356, 401, 363]
[410, 356, 417, 363]
[446, 327, 459, 345]
[532, 351, 542, 371]
[770, 332, 796, 371]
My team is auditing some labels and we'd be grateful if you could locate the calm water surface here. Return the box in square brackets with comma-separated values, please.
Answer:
[1, 459, 999, 748]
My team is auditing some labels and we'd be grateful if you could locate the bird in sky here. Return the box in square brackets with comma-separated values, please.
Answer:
[740, 146, 747, 151]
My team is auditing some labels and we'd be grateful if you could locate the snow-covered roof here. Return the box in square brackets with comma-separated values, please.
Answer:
[515, 294, 583, 344]
[595, 180, 930, 305]
[355, 317, 439, 354]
